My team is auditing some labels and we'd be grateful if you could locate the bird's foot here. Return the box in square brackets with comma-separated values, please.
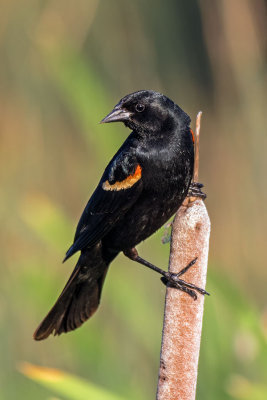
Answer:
[187, 182, 206, 200]
[161, 258, 209, 300]
[124, 249, 209, 300]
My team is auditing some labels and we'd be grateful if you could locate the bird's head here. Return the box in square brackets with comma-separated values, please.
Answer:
[100, 90, 190, 135]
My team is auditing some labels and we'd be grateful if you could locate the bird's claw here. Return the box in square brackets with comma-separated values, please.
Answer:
[160, 258, 210, 300]
[187, 182, 207, 200]
[161, 276, 198, 299]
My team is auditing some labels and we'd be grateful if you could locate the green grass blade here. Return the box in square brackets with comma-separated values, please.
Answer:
[19, 363, 125, 400]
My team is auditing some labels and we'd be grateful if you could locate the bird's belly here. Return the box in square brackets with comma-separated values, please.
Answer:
[103, 189, 184, 251]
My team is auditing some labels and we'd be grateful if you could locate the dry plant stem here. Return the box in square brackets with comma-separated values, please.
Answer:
[193, 111, 202, 183]
[156, 201, 210, 400]
[156, 112, 210, 400]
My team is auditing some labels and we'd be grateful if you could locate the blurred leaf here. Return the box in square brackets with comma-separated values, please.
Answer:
[227, 374, 267, 400]
[19, 192, 73, 251]
[197, 268, 267, 400]
[45, 47, 123, 156]
[106, 262, 162, 356]
[19, 362, 125, 400]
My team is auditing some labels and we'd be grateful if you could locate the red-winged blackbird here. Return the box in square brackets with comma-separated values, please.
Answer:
[34, 90, 207, 341]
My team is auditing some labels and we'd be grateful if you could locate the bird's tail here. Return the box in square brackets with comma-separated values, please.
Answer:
[33, 246, 109, 341]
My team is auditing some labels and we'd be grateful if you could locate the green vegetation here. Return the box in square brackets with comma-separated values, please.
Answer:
[0, 1, 266, 399]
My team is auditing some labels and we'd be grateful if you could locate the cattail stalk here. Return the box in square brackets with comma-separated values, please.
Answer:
[156, 112, 210, 400]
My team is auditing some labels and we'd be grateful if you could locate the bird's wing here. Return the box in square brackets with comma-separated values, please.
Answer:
[64, 153, 143, 261]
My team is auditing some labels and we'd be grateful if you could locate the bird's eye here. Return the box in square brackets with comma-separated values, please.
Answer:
[135, 103, 145, 112]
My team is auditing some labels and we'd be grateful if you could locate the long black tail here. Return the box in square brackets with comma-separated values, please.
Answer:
[33, 246, 109, 340]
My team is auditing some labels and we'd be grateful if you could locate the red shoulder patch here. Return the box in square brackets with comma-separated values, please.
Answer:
[190, 128, 195, 143]
[102, 164, 142, 191]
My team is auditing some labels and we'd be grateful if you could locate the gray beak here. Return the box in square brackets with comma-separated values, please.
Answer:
[100, 106, 131, 124]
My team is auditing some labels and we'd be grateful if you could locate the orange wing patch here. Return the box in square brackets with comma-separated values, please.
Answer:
[190, 128, 195, 143]
[102, 165, 142, 191]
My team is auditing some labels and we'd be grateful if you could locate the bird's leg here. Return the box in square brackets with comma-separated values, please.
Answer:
[123, 248, 209, 300]
[187, 182, 206, 200]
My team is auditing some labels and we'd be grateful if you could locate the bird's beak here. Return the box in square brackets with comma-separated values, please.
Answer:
[100, 106, 131, 124]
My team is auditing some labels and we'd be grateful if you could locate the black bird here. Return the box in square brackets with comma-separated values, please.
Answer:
[34, 90, 207, 341]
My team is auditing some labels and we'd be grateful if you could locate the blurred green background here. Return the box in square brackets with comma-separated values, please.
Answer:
[0, 0, 266, 399]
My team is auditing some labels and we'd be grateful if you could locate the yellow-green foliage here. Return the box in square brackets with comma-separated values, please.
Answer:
[0, 1, 266, 399]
